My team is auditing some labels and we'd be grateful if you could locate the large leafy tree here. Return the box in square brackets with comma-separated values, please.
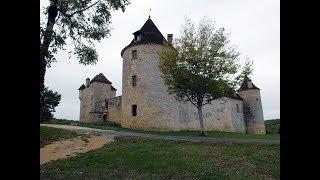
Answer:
[158, 17, 253, 136]
[40, 0, 130, 122]
[41, 87, 62, 123]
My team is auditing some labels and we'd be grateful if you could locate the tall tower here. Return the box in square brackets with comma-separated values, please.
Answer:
[237, 76, 266, 134]
[120, 17, 179, 131]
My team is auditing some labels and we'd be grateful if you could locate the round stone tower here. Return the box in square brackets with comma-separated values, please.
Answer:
[120, 17, 180, 131]
[237, 76, 266, 134]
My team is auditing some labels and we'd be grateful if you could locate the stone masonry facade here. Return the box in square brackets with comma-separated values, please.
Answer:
[78, 17, 265, 134]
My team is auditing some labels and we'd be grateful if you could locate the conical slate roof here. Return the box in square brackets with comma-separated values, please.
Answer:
[121, 17, 167, 57]
[238, 76, 260, 91]
[89, 73, 112, 84]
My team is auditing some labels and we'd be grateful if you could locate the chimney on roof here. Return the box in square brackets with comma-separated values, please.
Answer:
[86, 78, 90, 87]
[167, 34, 173, 45]
[247, 79, 253, 89]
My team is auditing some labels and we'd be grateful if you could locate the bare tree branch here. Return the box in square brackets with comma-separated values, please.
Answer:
[202, 98, 215, 106]
[185, 94, 198, 107]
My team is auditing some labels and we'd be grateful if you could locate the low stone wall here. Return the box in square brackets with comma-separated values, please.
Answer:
[107, 96, 123, 124]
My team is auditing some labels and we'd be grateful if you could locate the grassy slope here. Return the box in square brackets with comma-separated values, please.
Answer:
[40, 126, 80, 148]
[40, 136, 280, 179]
[46, 118, 280, 140]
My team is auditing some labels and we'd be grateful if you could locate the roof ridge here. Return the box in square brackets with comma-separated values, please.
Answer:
[89, 73, 112, 84]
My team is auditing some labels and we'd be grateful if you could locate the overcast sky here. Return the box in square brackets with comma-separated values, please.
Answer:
[41, 0, 280, 121]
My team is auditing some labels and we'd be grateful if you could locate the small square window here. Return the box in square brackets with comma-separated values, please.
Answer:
[132, 50, 137, 59]
[132, 105, 137, 116]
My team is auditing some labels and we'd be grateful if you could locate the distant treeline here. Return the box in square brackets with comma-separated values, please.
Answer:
[265, 119, 280, 134]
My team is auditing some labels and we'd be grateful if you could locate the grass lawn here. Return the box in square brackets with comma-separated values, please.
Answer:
[40, 136, 280, 179]
[40, 126, 81, 148]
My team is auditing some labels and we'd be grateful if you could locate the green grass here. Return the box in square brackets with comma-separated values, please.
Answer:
[45, 118, 280, 140]
[40, 136, 280, 179]
[40, 126, 80, 148]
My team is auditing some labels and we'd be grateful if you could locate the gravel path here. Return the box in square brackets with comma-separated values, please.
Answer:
[41, 124, 280, 144]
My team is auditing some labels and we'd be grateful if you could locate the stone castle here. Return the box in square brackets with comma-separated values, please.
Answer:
[78, 17, 266, 134]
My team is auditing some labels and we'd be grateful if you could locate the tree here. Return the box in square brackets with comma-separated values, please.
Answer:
[158, 17, 253, 136]
[41, 87, 62, 123]
[40, 0, 130, 122]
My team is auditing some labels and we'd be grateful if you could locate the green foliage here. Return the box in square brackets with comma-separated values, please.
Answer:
[41, 87, 61, 122]
[41, 0, 130, 67]
[158, 17, 253, 134]
[265, 119, 280, 134]
[41, 137, 280, 179]
[40, 126, 79, 148]
[159, 17, 253, 108]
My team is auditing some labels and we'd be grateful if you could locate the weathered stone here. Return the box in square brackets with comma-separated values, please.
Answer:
[78, 18, 266, 134]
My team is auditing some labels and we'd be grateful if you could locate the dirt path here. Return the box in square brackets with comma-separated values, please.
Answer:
[40, 135, 114, 165]
[41, 124, 280, 144]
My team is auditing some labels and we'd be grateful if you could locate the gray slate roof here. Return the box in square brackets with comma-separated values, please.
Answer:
[121, 17, 167, 57]
[89, 73, 112, 84]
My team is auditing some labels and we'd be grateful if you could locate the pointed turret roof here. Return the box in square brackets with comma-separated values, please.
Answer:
[238, 76, 260, 91]
[89, 73, 112, 84]
[121, 17, 167, 57]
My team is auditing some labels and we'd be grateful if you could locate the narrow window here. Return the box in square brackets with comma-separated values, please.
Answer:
[132, 50, 137, 59]
[105, 100, 108, 109]
[236, 104, 239, 113]
[132, 105, 137, 116]
[132, 75, 137, 86]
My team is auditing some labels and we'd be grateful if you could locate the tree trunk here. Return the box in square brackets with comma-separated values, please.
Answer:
[40, 0, 58, 122]
[197, 106, 207, 136]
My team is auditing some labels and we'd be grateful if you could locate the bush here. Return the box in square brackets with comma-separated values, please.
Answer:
[265, 119, 280, 134]
[47, 118, 79, 125]
[40, 87, 61, 123]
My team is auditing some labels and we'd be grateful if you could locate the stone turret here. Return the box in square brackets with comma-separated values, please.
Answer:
[78, 73, 117, 123]
[237, 76, 266, 134]
[120, 17, 178, 130]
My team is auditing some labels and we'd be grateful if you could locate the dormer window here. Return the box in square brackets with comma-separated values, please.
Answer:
[134, 34, 142, 42]
[133, 30, 142, 42]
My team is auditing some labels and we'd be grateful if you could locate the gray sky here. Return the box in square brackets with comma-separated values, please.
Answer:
[41, 0, 280, 120]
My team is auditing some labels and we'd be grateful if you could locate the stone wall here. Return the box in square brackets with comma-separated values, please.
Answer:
[121, 43, 246, 132]
[107, 96, 123, 124]
[175, 98, 245, 133]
